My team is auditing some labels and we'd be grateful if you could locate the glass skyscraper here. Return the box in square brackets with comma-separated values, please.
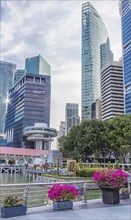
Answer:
[14, 69, 25, 84]
[5, 73, 51, 148]
[100, 38, 114, 69]
[0, 61, 16, 134]
[82, 2, 113, 119]
[65, 103, 80, 135]
[119, 0, 131, 114]
[25, 55, 51, 76]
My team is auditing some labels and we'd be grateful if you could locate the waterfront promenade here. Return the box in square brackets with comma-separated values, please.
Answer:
[1, 199, 130, 220]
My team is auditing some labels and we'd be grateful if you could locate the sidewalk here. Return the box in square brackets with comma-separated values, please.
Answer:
[1, 199, 130, 220]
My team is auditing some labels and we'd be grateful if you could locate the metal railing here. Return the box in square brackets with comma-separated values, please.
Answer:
[0, 180, 100, 208]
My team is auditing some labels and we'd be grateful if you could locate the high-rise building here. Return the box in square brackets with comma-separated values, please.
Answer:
[0, 61, 16, 135]
[58, 121, 66, 138]
[119, 0, 131, 114]
[100, 38, 114, 69]
[101, 61, 124, 120]
[5, 72, 51, 149]
[91, 98, 102, 120]
[82, 2, 113, 120]
[65, 103, 80, 135]
[25, 55, 50, 76]
[14, 69, 25, 84]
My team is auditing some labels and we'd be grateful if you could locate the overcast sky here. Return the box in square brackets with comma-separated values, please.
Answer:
[1, 0, 122, 147]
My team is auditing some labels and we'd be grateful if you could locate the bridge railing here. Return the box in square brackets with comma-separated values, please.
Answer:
[0, 180, 101, 209]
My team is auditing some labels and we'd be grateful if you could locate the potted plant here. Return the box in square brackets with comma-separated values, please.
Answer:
[120, 188, 130, 200]
[1, 195, 26, 218]
[93, 168, 128, 204]
[42, 163, 49, 171]
[48, 184, 78, 210]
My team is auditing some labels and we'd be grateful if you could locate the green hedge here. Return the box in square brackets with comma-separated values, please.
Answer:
[76, 167, 102, 177]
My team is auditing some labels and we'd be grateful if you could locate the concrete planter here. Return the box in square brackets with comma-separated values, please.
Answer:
[120, 192, 130, 200]
[53, 201, 73, 210]
[1, 206, 26, 218]
[99, 186, 120, 205]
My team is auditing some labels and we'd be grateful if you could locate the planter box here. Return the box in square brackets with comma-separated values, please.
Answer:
[53, 201, 73, 210]
[99, 186, 120, 205]
[120, 192, 130, 200]
[1, 206, 26, 218]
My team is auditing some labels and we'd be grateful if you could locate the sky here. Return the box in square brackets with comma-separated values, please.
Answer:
[1, 0, 122, 148]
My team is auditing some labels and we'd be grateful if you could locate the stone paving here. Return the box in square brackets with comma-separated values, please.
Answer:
[1, 199, 130, 220]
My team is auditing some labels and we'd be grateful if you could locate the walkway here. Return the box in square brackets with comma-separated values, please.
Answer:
[1, 199, 130, 220]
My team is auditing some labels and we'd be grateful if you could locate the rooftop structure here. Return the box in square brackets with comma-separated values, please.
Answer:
[25, 55, 50, 76]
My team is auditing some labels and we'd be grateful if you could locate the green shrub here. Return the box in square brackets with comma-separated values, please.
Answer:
[107, 161, 113, 168]
[76, 167, 102, 177]
[114, 160, 120, 169]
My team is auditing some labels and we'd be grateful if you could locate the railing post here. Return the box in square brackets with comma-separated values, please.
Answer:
[23, 185, 30, 210]
[77, 183, 87, 203]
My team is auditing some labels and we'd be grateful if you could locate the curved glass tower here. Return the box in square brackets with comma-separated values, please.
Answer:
[82, 2, 113, 119]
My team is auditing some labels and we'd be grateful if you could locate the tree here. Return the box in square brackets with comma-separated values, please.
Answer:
[59, 115, 131, 162]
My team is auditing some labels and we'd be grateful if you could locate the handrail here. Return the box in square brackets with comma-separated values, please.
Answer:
[0, 180, 99, 208]
[0, 180, 94, 187]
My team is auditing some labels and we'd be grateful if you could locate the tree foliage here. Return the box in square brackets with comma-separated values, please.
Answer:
[59, 115, 131, 162]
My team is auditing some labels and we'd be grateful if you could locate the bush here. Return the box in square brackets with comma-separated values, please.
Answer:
[48, 184, 78, 201]
[93, 168, 128, 187]
[76, 168, 102, 177]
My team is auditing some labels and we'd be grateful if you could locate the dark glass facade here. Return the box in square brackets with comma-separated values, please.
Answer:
[119, 0, 131, 114]
[5, 73, 51, 148]
[0, 61, 16, 134]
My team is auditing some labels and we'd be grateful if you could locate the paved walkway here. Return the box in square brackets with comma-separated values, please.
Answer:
[1, 199, 130, 220]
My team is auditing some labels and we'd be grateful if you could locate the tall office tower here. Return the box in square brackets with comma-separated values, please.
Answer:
[56, 121, 66, 150]
[91, 98, 102, 120]
[25, 55, 50, 76]
[100, 38, 114, 69]
[119, 0, 131, 114]
[82, 2, 113, 119]
[58, 121, 66, 138]
[5, 72, 51, 149]
[65, 103, 80, 135]
[14, 69, 25, 84]
[101, 61, 124, 120]
[0, 61, 16, 135]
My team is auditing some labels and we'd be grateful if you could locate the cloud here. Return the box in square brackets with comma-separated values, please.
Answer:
[1, 0, 122, 148]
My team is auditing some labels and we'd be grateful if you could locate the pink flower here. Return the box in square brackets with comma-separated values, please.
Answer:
[48, 184, 78, 202]
[93, 168, 128, 187]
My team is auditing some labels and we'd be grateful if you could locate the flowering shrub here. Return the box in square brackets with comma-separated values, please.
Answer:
[48, 184, 79, 202]
[93, 168, 128, 187]
[2, 195, 24, 208]
[121, 187, 129, 193]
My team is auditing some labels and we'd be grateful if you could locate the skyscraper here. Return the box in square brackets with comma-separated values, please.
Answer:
[101, 61, 124, 120]
[82, 2, 113, 119]
[14, 69, 25, 84]
[100, 38, 114, 69]
[0, 61, 16, 135]
[119, 0, 131, 114]
[5, 73, 51, 148]
[25, 55, 51, 76]
[65, 103, 80, 135]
